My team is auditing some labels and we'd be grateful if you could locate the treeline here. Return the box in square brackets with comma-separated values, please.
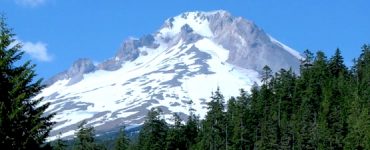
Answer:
[70, 46, 369, 150]
[126, 47, 370, 150]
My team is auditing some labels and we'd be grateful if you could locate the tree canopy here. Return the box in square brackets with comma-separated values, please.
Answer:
[0, 16, 54, 150]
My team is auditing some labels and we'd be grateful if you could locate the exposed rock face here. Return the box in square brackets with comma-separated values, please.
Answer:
[45, 58, 96, 86]
[96, 34, 160, 71]
[40, 10, 303, 140]
[180, 24, 203, 44]
[68, 58, 96, 75]
[207, 11, 301, 73]
[115, 35, 159, 61]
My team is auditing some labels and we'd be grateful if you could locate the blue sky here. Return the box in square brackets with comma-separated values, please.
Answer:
[1, 0, 369, 79]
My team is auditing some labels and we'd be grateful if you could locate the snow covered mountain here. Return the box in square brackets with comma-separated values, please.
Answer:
[37, 10, 302, 140]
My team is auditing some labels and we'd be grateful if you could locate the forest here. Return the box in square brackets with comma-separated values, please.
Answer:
[117, 46, 370, 150]
[1, 16, 370, 150]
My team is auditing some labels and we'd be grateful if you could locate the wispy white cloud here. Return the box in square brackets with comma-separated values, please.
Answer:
[15, 0, 46, 7]
[13, 38, 53, 62]
[22, 41, 52, 62]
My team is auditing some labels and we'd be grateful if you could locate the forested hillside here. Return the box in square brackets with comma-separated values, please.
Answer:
[129, 47, 370, 150]
[60, 46, 370, 150]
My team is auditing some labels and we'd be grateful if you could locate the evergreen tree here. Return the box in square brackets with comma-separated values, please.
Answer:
[262, 65, 273, 85]
[317, 83, 333, 150]
[257, 80, 278, 149]
[198, 88, 227, 150]
[137, 107, 168, 150]
[184, 110, 199, 150]
[73, 121, 104, 150]
[166, 113, 186, 150]
[231, 89, 253, 150]
[52, 133, 67, 150]
[115, 127, 129, 150]
[328, 48, 348, 77]
[344, 45, 370, 149]
[225, 96, 236, 149]
[0, 16, 54, 149]
[296, 51, 329, 149]
[344, 98, 370, 150]
[355, 44, 370, 105]
[273, 69, 296, 149]
[311, 49, 349, 149]
[301, 49, 314, 66]
[248, 86, 263, 149]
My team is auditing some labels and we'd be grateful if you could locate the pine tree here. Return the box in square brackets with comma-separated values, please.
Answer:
[198, 88, 227, 150]
[231, 89, 253, 150]
[317, 83, 332, 150]
[137, 108, 168, 150]
[225, 96, 236, 149]
[302, 49, 314, 64]
[258, 79, 279, 149]
[356, 45, 370, 106]
[166, 113, 186, 150]
[248, 86, 262, 149]
[184, 110, 199, 150]
[311, 49, 350, 149]
[345, 101, 370, 150]
[73, 121, 104, 150]
[344, 45, 370, 149]
[328, 48, 348, 77]
[296, 51, 329, 149]
[0, 16, 54, 149]
[115, 127, 129, 150]
[273, 69, 296, 149]
[262, 65, 273, 85]
[52, 133, 67, 150]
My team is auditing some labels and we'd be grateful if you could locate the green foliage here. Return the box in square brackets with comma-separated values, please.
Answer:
[344, 44, 370, 150]
[198, 88, 228, 150]
[193, 47, 368, 150]
[262, 65, 273, 85]
[115, 127, 130, 150]
[166, 113, 186, 150]
[0, 16, 54, 149]
[328, 48, 348, 77]
[230, 89, 254, 150]
[183, 110, 200, 150]
[73, 121, 105, 150]
[52, 133, 67, 150]
[137, 108, 168, 150]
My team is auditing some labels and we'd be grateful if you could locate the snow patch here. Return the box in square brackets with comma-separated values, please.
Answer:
[194, 38, 229, 62]
[269, 35, 303, 60]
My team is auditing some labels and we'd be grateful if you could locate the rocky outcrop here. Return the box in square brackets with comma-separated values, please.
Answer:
[207, 11, 301, 73]
[45, 58, 96, 86]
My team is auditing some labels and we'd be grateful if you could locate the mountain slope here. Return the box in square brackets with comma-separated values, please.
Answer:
[37, 10, 302, 140]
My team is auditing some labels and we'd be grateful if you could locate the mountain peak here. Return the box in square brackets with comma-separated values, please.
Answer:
[41, 10, 302, 140]
[159, 10, 218, 38]
[178, 10, 231, 18]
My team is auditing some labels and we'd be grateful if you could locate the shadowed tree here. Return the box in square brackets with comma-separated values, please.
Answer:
[137, 107, 168, 150]
[73, 121, 105, 150]
[52, 133, 67, 150]
[115, 126, 130, 150]
[0, 16, 54, 149]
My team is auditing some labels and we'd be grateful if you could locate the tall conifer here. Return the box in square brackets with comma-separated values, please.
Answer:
[0, 16, 54, 149]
